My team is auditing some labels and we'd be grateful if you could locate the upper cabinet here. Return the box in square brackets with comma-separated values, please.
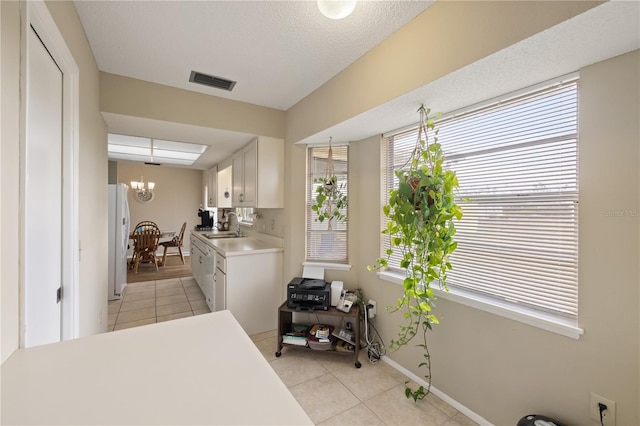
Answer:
[217, 161, 233, 208]
[206, 164, 218, 208]
[232, 137, 284, 208]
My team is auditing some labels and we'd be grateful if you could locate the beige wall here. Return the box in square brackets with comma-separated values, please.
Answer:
[347, 51, 639, 425]
[117, 162, 203, 251]
[1, 0, 107, 362]
[1, 0, 21, 363]
[100, 72, 286, 139]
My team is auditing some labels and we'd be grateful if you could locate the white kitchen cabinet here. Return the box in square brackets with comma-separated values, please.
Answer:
[206, 164, 217, 208]
[190, 235, 204, 290]
[203, 245, 215, 311]
[232, 144, 255, 207]
[214, 248, 283, 335]
[217, 162, 233, 208]
[214, 253, 226, 312]
[231, 137, 284, 208]
[192, 235, 215, 309]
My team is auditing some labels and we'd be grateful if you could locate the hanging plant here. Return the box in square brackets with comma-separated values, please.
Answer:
[369, 105, 463, 401]
[310, 142, 348, 230]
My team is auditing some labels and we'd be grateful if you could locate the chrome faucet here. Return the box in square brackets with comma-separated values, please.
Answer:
[226, 211, 242, 237]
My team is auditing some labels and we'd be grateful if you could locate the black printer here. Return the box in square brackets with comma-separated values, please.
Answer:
[287, 277, 331, 311]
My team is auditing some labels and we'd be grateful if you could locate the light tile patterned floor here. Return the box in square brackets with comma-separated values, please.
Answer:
[253, 331, 478, 425]
[110, 278, 477, 425]
[107, 277, 210, 331]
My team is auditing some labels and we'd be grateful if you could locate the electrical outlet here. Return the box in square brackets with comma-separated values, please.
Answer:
[590, 393, 616, 426]
[367, 299, 377, 319]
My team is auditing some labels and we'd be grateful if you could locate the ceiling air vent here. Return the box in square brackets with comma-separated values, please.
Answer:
[189, 70, 236, 91]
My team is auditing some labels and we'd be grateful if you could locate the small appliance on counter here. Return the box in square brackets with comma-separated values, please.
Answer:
[195, 208, 214, 230]
[287, 277, 331, 311]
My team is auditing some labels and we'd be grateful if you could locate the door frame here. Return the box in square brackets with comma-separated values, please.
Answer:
[19, 0, 80, 344]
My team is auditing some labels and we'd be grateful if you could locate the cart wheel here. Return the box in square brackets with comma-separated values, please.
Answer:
[355, 361, 361, 368]
[275, 351, 282, 357]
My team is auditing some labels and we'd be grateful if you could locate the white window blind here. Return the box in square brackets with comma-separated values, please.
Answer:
[381, 80, 579, 319]
[306, 145, 349, 263]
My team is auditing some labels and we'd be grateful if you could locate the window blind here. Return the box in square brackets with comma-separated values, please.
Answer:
[381, 81, 579, 319]
[306, 145, 349, 263]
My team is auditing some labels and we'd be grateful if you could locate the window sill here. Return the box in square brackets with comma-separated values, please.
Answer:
[303, 261, 351, 271]
[376, 270, 583, 340]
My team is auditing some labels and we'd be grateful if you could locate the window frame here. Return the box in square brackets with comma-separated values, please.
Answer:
[377, 75, 583, 339]
[305, 144, 349, 264]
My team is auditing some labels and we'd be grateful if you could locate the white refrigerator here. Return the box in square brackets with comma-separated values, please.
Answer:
[108, 184, 130, 300]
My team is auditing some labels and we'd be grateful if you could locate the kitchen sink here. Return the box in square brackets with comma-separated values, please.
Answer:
[203, 233, 241, 239]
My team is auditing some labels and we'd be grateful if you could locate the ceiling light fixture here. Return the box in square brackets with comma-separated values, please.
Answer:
[132, 143, 156, 203]
[107, 133, 208, 166]
[317, 0, 356, 19]
[130, 176, 155, 203]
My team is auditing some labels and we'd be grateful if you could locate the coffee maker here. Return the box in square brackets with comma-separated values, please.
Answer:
[196, 208, 214, 230]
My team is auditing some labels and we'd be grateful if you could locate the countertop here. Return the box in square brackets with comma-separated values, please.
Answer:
[1, 311, 312, 425]
[191, 230, 283, 256]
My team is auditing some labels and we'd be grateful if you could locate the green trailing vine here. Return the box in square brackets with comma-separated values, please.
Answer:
[369, 105, 463, 401]
[310, 142, 348, 230]
[310, 175, 348, 229]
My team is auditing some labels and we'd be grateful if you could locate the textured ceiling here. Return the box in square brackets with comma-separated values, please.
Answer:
[74, 0, 433, 111]
[75, 1, 639, 169]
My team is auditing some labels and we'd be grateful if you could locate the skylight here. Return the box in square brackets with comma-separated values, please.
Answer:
[108, 134, 208, 166]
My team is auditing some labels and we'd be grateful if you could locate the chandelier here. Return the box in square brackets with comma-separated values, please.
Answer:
[130, 176, 155, 203]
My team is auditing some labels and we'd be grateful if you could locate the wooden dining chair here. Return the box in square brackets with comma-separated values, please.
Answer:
[131, 223, 161, 272]
[160, 222, 187, 266]
[132, 220, 160, 234]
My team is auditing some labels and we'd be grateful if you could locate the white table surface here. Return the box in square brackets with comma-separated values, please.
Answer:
[1, 311, 312, 425]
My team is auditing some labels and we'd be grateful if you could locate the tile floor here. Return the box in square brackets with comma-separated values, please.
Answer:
[109, 278, 477, 425]
[252, 330, 477, 426]
[108, 277, 210, 331]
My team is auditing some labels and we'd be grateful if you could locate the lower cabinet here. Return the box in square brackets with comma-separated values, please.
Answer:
[191, 236, 214, 310]
[214, 249, 283, 335]
[190, 236, 204, 290]
[203, 245, 215, 311]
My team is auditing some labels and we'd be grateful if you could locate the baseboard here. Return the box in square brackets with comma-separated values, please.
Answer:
[381, 356, 492, 426]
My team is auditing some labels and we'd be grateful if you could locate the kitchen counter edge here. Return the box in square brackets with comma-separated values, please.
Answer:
[191, 230, 283, 256]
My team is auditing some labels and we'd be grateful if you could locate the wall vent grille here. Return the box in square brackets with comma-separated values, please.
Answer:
[189, 70, 236, 91]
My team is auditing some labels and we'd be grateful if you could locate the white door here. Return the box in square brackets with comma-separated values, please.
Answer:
[23, 25, 63, 347]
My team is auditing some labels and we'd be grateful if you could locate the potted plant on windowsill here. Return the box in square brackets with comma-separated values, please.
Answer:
[369, 105, 463, 401]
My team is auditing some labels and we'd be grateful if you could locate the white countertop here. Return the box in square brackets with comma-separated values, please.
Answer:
[191, 231, 283, 256]
[1, 311, 312, 425]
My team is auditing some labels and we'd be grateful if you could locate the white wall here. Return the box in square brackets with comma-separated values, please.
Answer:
[1, 0, 107, 361]
[45, 0, 109, 339]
